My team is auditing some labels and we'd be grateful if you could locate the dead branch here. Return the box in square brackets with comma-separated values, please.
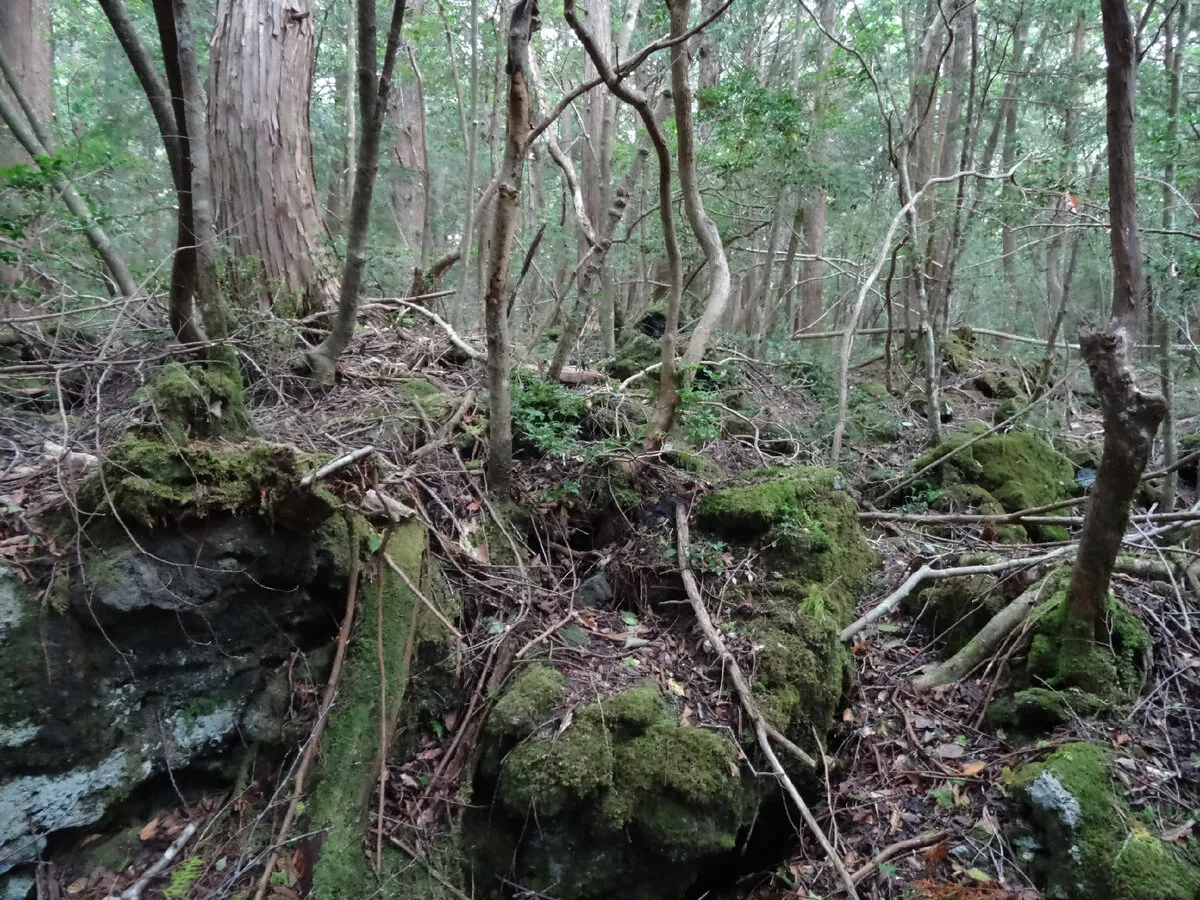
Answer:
[113, 822, 198, 900]
[849, 830, 947, 885]
[383, 552, 464, 642]
[911, 576, 1057, 693]
[387, 298, 485, 360]
[674, 503, 858, 897]
[300, 445, 376, 487]
[840, 547, 1072, 643]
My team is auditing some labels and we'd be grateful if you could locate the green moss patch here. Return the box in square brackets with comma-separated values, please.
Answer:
[989, 579, 1150, 736]
[902, 574, 1004, 653]
[1007, 742, 1200, 899]
[141, 361, 250, 439]
[471, 681, 752, 900]
[308, 522, 464, 899]
[910, 430, 1075, 541]
[696, 470, 878, 751]
[77, 437, 333, 529]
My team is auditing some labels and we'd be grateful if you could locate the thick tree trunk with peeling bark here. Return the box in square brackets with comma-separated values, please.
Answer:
[1064, 0, 1166, 645]
[209, 0, 340, 315]
[0, 0, 51, 168]
[484, 0, 538, 497]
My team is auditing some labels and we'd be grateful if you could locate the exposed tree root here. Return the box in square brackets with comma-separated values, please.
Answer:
[911, 576, 1055, 693]
[674, 503, 858, 898]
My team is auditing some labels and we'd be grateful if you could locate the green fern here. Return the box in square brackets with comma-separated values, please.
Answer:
[163, 856, 205, 900]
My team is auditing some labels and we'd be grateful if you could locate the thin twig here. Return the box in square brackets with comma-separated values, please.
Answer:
[384, 552, 464, 642]
[849, 830, 947, 885]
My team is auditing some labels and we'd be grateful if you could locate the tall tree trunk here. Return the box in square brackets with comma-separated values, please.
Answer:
[209, 0, 340, 316]
[485, 0, 539, 497]
[304, 0, 410, 382]
[1064, 0, 1166, 653]
[1157, 0, 1187, 513]
[0, 0, 51, 168]
[449, 0, 482, 330]
[388, 77, 429, 257]
[798, 0, 835, 332]
[0, 0, 51, 293]
[673, 0, 731, 370]
[1000, 17, 1027, 337]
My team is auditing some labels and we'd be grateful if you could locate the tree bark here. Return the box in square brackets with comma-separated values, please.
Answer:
[484, 0, 539, 497]
[673, 0, 731, 370]
[1064, 0, 1166, 646]
[304, 0, 410, 382]
[1157, 0, 1188, 513]
[388, 77, 429, 258]
[449, 0, 482, 330]
[0, 0, 51, 169]
[798, 0, 835, 333]
[209, 0, 340, 316]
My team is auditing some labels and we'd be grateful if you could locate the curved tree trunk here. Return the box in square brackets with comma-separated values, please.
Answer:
[209, 0, 340, 316]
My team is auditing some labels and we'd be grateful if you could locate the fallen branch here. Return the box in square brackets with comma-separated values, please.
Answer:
[252, 540, 362, 900]
[388, 297, 484, 361]
[911, 576, 1058, 693]
[384, 552, 464, 643]
[860, 509, 1200, 527]
[839, 547, 1071, 643]
[114, 822, 198, 900]
[300, 445, 376, 487]
[674, 503, 857, 898]
[849, 830, 947, 885]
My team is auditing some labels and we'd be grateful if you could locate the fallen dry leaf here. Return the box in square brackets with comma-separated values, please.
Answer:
[139, 817, 160, 841]
[962, 760, 987, 776]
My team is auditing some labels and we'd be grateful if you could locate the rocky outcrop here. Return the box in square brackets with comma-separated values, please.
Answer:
[0, 516, 347, 876]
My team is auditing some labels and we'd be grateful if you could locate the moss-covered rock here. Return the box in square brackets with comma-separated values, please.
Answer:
[470, 681, 752, 900]
[141, 360, 250, 439]
[1006, 742, 1200, 899]
[910, 430, 1075, 541]
[605, 333, 661, 381]
[989, 578, 1150, 736]
[696, 469, 879, 751]
[973, 372, 1025, 400]
[931, 484, 1026, 542]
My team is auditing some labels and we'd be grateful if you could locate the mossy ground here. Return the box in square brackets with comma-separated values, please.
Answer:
[1007, 742, 1200, 899]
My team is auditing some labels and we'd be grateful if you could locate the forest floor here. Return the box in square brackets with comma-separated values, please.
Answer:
[3, 312, 1200, 900]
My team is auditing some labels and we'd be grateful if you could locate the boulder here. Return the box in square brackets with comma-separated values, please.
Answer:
[1007, 742, 1200, 899]
[0, 516, 346, 874]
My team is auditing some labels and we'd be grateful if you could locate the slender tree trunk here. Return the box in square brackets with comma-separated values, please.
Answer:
[1157, 0, 1187, 513]
[0, 49, 139, 300]
[1064, 0, 1166, 650]
[485, 0, 539, 496]
[449, 0, 482, 330]
[209, 0, 340, 316]
[564, 0, 683, 441]
[798, 0, 835, 332]
[1000, 18, 1027, 337]
[304, 0, 410, 382]
[673, 0, 731, 370]
[0, 0, 51, 169]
